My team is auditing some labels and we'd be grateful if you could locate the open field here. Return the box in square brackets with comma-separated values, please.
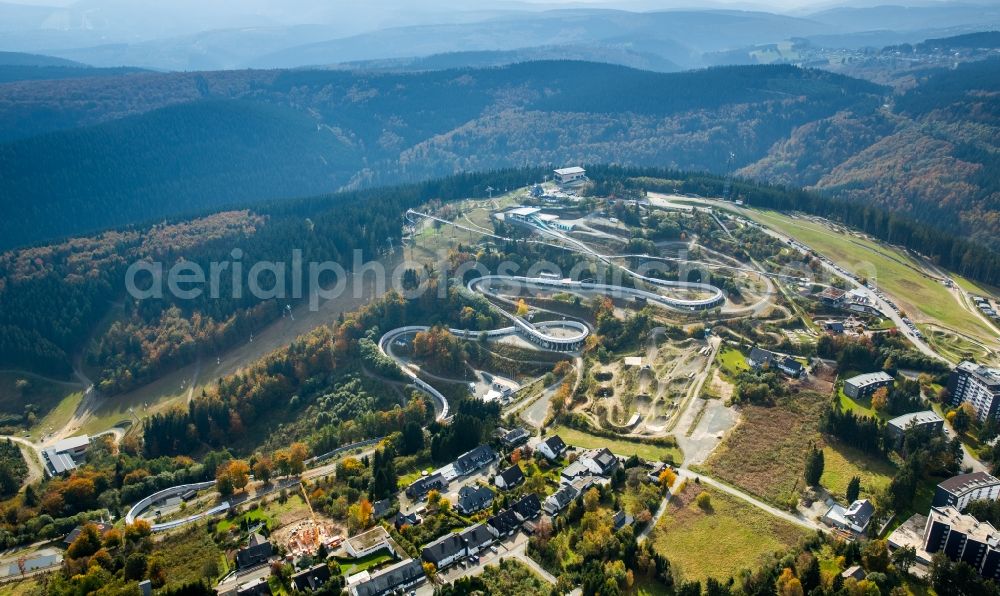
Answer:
[702, 391, 827, 506]
[651, 484, 808, 582]
[746, 209, 998, 347]
[550, 425, 682, 464]
[821, 442, 896, 501]
[716, 346, 748, 380]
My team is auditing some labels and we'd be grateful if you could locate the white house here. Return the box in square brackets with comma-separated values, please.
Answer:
[537, 435, 567, 461]
[344, 526, 391, 558]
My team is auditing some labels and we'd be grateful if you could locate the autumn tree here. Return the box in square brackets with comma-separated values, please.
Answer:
[124, 519, 152, 543]
[776, 567, 804, 596]
[253, 455, 274, 484]
[870, 386, 889, 411]
[348, 499, 374, 532]
[216, 460, 251, 496]
[659, 468, 677, 489]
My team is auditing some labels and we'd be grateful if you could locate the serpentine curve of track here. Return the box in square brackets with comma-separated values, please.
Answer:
[380, 273, 725, 423]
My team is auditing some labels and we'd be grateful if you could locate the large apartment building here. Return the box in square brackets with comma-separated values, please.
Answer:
[948, 361, 1000, 421]
[923, 506, 1000, 581]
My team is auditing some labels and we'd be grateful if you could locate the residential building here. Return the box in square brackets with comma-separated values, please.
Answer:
[823, 499, 875, 535]
[612, 510, 635, 532]
[456, 484, 495, 515]
[746, 347, 803, 378]
[235, 532, 273, 570]
[392, 511, 420, 530]
[292, 563, 332, 592]
[553, 166, 586, 185]
[495, 464, 525, 490]
[646, 461, 668, 484]
[460, 523, 495, 555]
[922, 506, 1000, 580]
[372, 499, 392, 520]
[948, 361, 1000, 421]
[843, 371, 894, 400]
[64, 522, 112, 546]
[236, 577, 273, 596]
[422, 533, 467, 570]
[499, 427, 530, 448]
[841, 566, 866, 581]
[350, 559, 425, 596]
[824, 321, 845, 333]
[560, 460, 590, 483]
[537, 435, 567, 461]
[933, 472, 1000, 511]
[886, 410, 944, 447]
[454, 445, 497, 476]
[344, 526, 392, 558]
[581, 448, 619, 477]
[543, 484, 580, 516]
[405, 472, 448, 500]
[487, 508, 521, 538]
[510, 494, 542, 521]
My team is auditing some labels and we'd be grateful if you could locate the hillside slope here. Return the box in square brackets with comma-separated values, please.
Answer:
[0, 61, 883, 249]
[742, 58, 1000, 249]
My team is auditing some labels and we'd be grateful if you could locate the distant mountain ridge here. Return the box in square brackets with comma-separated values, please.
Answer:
[0, 61, 883, 249]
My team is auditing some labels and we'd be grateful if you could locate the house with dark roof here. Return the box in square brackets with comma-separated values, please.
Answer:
[495, 464, 525, 490]
[487, 508, 522, 538]
[583, 448, 619, 477]
[454, 445, 497, 476]
[63, 522, 113, 546]
[612, 510, 635, 532]
[933, 472, 1000, 511]
[824, 321, 845, 334]
[747, 347, 802, 378]
[510, 494, 541, 521]
[460, 523, 495, 555]
[405, 472, 448, 500]
[500, 427, 530, 448]
[544, 484, 580, 516]
[236, 532, 273, 570]
[372, 499, 392, 520]
[392, 511, 421, 530]
[422, 533, 467, 570]
[349, 558, 425, 596]
[537, 435, 567, 461]
[236, 577, 273, 596]
[823, 499, 875, 535]
[292, 563, 332, 592]
[841, 566, 866, 581]
[457, 484, 495, 515]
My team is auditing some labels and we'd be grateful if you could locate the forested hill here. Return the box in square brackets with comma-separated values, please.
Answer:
[0, 61, 883, 250]
[741, 57, 1000, 250]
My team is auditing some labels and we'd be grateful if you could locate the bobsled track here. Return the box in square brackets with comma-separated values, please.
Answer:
[381, 211, 728, 422]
